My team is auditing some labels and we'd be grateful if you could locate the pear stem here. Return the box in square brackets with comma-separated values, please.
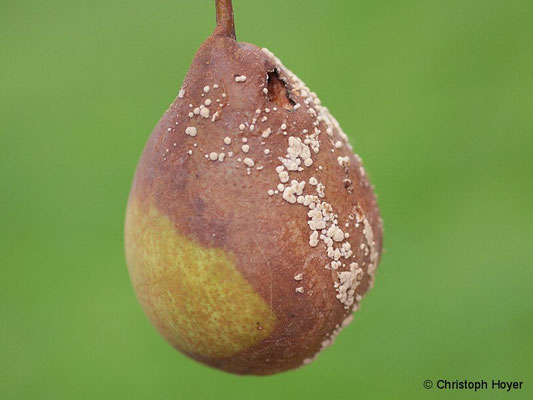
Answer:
[214, 0, 236, 40]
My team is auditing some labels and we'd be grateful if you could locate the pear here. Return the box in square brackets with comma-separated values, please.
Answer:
[125, 0, 383, 375]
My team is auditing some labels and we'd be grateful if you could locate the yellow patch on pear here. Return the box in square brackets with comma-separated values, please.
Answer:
[125, 199, 276, 358]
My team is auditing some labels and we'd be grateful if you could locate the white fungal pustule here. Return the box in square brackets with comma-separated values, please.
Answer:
[200, 105, 210, 119]
[363, 216, 379, 284]
[209, 152, 218, 161]
[178, 89, 185, 98]
[234, 75, 247, 82]
[341, 242, 353, 259]
[224, 137, 232, 145]
[261, 128, 272, 138]
[326, 225, 345, 242]
[279, 136, 313, 172]
[316, 183, 325, 198]
[282, 180, 306, 204]
[243, 157, 255, 167]
[334, 262, 363, 309]
[278, 170, 289, 183]
[185, 127, 197, 137]
[337, 156, 350, 167]
[309, 231, 319, 247]
[307, 206, 326, 231]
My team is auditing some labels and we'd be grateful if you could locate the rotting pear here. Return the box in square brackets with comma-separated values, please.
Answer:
[125, 0, 383, 375]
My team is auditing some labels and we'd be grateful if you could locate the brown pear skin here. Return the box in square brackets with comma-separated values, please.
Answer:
[125, 0, 383, 375]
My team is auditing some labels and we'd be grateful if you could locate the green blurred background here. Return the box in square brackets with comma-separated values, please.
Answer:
[1, 0, 532, 398]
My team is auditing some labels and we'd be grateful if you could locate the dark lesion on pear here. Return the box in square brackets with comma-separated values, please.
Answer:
[343, 178, 354, 193]
[266, 69, 296, 110]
